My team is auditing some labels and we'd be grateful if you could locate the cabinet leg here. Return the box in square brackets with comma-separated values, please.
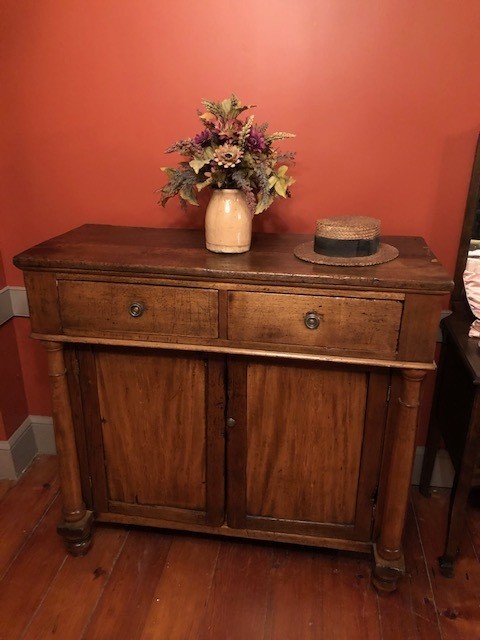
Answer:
[43, 341, 94, 555]
[373, 369, 426, 593]
[372, 543, 405, 593]
[57, 511, 94, 556]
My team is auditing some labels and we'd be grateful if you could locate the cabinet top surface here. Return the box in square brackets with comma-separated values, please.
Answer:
[14, 224, 453, 293]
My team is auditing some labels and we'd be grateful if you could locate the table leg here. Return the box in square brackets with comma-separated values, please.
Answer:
[439, 390, 480, 577]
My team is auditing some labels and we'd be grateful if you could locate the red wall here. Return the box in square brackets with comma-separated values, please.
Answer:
[0, 321, 29, 439]
[0, 251, 29, 439]
[1, 1, 479, 419]
[0, 255, 6, 439]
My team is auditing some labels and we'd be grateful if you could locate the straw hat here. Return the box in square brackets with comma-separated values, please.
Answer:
[294, 216, 399, 266]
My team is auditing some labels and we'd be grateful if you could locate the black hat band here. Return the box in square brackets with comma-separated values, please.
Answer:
[314, 236, 380, 258]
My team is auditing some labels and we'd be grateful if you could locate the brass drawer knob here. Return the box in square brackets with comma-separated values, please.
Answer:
[129, 302, 144, 318]
[304, 311, 321, 330]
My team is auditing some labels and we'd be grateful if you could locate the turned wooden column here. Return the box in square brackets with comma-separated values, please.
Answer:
[43, 341, 93, 555]
[373, 369, 426, 592]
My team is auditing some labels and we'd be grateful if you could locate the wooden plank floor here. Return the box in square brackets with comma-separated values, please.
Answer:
[1, 456, 479, 640]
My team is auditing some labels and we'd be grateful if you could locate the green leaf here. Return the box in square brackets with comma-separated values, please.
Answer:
[221, 98, 232, 117]
[255, 194, 274, 214]
[268, 175, 277, 189]
[189, 157, 211, 174]
[179, 186, 199, 206]
[274, 180, 287, 197]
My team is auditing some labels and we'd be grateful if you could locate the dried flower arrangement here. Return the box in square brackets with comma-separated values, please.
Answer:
[159, 94, 295, 215]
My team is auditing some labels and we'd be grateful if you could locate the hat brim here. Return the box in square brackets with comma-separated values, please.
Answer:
[294, 241, 399, 267]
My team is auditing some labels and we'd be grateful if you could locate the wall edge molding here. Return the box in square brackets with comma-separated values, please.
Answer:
[9, 286, 30, 317]
[0, 287, 14, 325]
[0, 415, 55, 480]
[0, 286, 29, 325]
[411, 446, 454, 488]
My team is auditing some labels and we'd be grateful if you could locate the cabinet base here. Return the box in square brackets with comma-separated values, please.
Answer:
[372, 544, 405, 593]
[57, 510, 94, 556]
[96, 510, 373, 554]
[55, 511, 408, 593]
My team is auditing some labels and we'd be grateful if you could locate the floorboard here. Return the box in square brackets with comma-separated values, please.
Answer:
[197, 541, 273, 640]
[142, 537, 220, 640]
[1, 457, 480, 640]
[412, 488, 480, 640]
[0, 479, 13, 502]
[0, 456, 58, 580]
[21, 525, 128, 640]
[377, 502, 441, 640]
[0, 496, 66, 640]
[81, 530, 172, 640]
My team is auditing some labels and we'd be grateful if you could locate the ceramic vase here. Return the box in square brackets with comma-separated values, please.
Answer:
[205, 189, 252, 253]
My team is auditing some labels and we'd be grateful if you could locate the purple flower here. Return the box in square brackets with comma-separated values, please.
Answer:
[193, 130, 210, 146]
[246, 128, 266, 152]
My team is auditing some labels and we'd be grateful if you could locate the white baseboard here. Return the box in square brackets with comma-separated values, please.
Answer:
[411, 446, 454, 488]
[31, 416, 56, 456]
[9, 286, 30, 317]
[0, 286, 29, 325]
[0, 416, 55, 480]
[0, 287, 14, 325]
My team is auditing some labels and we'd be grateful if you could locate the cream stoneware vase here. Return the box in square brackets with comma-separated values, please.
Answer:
[205, 189, 252, 253]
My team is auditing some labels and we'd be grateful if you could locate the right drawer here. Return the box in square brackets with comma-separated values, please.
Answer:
[228, 291, 403, 357]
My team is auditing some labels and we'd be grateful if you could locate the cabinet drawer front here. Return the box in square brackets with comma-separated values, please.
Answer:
[58, 280, 218, 339]
[228, 291, 402, 356]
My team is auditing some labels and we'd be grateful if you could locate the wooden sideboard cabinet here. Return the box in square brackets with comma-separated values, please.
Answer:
[14, 225, 452, 592]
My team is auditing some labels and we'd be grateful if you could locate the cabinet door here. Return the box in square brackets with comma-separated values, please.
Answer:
[76, 346, 225, 527]
[226, 357, 388, 542]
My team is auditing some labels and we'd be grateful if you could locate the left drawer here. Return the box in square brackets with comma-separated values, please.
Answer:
[58, 280, 219, 339]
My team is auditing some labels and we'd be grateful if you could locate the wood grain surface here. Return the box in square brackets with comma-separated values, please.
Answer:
[58, 279, 218, 339]
[245, 361, 367, 524]
[228, 290, 402, 356]
[14, 225, 453, 293]
[2, 457, 480, 639]
[95, 348, 209, 511]
[14, 225, 452, 593]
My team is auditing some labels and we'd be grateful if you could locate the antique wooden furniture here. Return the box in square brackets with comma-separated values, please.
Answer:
[420, 134, 480, 577]
[14, 225, 452, 592]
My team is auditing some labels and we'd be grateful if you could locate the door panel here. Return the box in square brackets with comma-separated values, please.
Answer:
[80, 346, 225, 526]
[246, 362, 367, 524]
[227, 357, 387, 540]
[97, 349, 206, 508]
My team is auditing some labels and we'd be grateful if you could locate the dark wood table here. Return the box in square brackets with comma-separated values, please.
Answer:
[420, 312, 480, 576]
